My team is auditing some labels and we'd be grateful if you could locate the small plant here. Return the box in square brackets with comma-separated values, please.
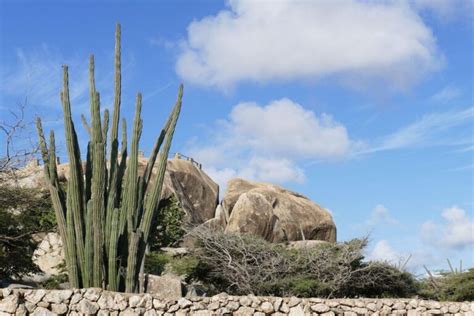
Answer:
[0, 185, 55, 280]
[35, 24, 184, 292]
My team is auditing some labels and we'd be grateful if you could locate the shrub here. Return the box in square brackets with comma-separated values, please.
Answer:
[149, 195, 186, 250]
[0, 185, 55, 280]
[188, 227, 418, 298]
[418, 268, 474, 301]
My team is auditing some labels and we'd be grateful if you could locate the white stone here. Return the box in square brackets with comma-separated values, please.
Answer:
[0, 295, 18, 313]
[289, 305, 304, 316]
[77, 299, 99, 315]
[288, 296, 301, 307]
[25, 290, 46, 304]
[31, 307, 55, 316]
[43, 290, 73, 304]
[83, 288, 101, 302]
[261, 301, 274, 314]
[311, 303, 330, 313]
[50, 303, 68, 314]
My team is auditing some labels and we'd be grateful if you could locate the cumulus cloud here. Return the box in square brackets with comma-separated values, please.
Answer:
[367, 240, 400, 263]
[367, 204, 399, 226]
[421, 205, 474, 249]
[176, 0, 441, 90]
[190, 98, 351, 190]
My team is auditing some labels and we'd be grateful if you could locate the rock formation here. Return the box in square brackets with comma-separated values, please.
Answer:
[213, 178, 336, 242]
[6, 156, 219, 227]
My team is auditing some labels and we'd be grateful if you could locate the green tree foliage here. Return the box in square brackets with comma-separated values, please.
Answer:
[149, 195, 186, 250]
[0, 185, 55, 280]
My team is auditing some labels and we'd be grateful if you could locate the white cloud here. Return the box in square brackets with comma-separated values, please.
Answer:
[431, 85, 462, 103]
[190, 98, 351, 190]
[358, 107, 474, 154]
[411, 0, 472, 20]
[367, 204, 399, 226]
[421, 205, 474, 249]
[176, 0, 441, 90]
[0, 46, 90, 109]
[367, 240, 400, 263]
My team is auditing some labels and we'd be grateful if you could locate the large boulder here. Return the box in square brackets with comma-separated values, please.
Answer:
[159, 157, 219, 224]
[8, 155, 219, 226]
[222, 178, 336, 242]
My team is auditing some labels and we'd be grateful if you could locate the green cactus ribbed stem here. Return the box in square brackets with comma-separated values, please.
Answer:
[61, 67, 86, 284]
[125, 230, 141, 293]
[141, 84, 183, 241]
[90, 91, 106, 287]
[107, 207, 120, 291]
[81, 114, 91, 136]
[84, 200, 93, 288]
[36, 123, 77, 287]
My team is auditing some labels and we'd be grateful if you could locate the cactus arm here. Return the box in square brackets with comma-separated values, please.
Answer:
[90, 89, 106, 287]
[81, 114, 91, 136]
[107, 207, 120, 291]
[123, 94, 142, 234]
[108, 23, 122, 191]
[141, 84, 183, 241]
[84, 200, 93, 287]
[61, 67, 86, 281]
[125, 230, 141, 293]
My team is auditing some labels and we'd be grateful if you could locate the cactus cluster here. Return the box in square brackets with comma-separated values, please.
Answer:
[35, 24, 183, 293]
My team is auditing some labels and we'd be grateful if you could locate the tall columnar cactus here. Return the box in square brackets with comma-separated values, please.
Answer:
[35, 24, 184, 292]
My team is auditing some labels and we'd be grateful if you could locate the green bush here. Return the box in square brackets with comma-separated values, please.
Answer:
[41, 273, 68, 290]
[144, 252, 170, 276]
[149, 195, 186, 250]
[0, 185, 55, 280]
[418, 268, 474, 301]
[145, 251, 203, 281]
[188, 227, 418, 298]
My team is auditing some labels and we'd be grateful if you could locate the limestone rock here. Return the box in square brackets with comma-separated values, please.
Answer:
[146, 274, 183, 299]
[0, 294, 18, 313]
[160, 157, 219, 225]
[32, 233, 64, 275]
[225, 192, 276, 240]
[222, 178, 336, 242]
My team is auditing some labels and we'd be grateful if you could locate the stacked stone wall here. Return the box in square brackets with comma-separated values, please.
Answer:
[1, 288, 473, 315]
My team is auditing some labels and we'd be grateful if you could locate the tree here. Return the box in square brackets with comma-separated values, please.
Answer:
[0, 99, 38, 174]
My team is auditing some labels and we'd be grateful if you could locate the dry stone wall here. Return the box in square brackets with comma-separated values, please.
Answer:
[1, 288, 473, 315]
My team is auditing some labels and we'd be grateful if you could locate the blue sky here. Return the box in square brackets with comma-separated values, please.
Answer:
[1, 0, 473, 273]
